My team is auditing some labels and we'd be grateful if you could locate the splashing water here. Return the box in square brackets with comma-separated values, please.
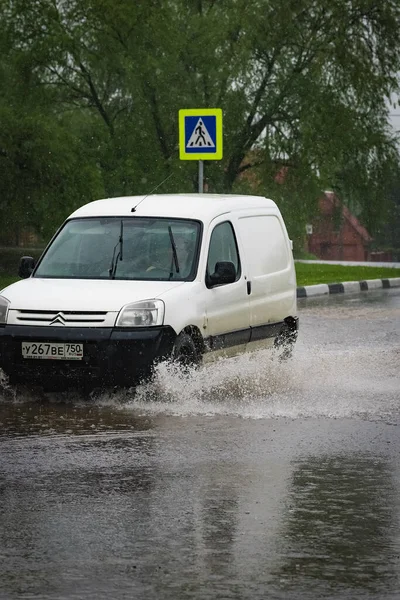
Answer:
[1, 344, 399, 421]
[95, 344, 400, 421]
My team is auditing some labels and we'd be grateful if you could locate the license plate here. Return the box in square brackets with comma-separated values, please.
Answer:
[21, 342, 83, 361]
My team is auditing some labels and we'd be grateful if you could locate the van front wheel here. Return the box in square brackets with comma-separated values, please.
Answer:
[171, 332, 200, 370]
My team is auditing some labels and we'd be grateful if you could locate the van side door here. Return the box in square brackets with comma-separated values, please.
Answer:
[237, 213, 296, 331]
[203, 219, 250, 354]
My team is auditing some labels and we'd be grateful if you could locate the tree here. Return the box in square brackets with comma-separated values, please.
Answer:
[372, 167, 400, 259]
[0, 12, 104, 243]
[2, 0, 400, 244]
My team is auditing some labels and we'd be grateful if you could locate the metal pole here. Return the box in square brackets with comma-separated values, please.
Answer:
[198, 160, 204, 193]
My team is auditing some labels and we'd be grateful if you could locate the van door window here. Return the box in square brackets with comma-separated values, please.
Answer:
[206, 221, 241, 286]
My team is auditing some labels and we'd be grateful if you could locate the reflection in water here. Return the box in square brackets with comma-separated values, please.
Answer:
[1, 417, 400, 599]
[0, 432, 158, 599]
[0, 398, 155, 437]
[276, 454, 399, 596]
[0, 288, 399, 598]
[200, 478, 238, 578]
[0, 437, 240, 599]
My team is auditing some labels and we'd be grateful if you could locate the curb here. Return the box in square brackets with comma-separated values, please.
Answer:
[297, 277, 400, 298]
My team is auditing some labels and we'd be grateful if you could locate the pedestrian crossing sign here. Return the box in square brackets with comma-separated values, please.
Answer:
[179, 108, 223, 160]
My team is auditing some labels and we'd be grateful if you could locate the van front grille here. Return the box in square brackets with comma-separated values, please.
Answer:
[8, 310, 116, 327]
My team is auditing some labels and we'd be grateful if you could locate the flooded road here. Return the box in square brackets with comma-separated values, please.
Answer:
[1, 289, 399, 599]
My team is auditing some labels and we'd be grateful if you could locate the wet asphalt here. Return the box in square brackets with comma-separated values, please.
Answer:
[0, 289, 399, 600]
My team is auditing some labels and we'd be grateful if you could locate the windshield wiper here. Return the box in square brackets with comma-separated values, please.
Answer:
[109, 220, 124, 279]
[168, 226, 180, 279]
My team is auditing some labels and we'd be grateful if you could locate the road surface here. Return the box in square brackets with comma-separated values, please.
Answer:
[0, 289, 399, 599]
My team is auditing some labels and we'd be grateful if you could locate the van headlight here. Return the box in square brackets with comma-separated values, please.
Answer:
[0, 296, 10, 325]
[116, 299, 165, 327]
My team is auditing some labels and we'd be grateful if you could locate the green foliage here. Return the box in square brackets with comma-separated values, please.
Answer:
[0, 0, 399, 240]
[0, 247, 44, 275]
[0, 275, 18, 290]
[0, 21, 105, 241]
[370, 166, 400, 255]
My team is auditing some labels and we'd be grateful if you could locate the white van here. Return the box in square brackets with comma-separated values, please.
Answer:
[0, 194, 298, 390]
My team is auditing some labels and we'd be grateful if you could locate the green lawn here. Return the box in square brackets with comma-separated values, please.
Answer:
[1, 264, 400, 292]
[295, 263, 400, 287]
[0, 275, 19, 290]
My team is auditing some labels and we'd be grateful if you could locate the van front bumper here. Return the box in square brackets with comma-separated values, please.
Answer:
[0, 325, 177, 388]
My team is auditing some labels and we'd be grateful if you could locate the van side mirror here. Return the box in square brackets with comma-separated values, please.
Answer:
[18, 256, 35, 279]
[209, 261, 236, 287]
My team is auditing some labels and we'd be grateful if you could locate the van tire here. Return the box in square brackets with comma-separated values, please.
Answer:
[171, 332, 200, 370]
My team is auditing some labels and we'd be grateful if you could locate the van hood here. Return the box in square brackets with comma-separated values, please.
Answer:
[1, 278, 185, 312]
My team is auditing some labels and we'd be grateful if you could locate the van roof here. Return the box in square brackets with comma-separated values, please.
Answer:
[69, 194, 278, 222]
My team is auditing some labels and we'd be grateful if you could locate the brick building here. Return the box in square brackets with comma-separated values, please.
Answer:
[308, 191, 372, 261]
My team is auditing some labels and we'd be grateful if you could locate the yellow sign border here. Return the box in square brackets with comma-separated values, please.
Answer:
[179, 108, 223, 160]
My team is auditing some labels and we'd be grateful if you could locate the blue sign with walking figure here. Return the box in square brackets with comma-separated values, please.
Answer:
[179, 108, 223, 160]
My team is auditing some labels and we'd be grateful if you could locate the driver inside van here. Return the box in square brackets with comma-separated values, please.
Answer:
[145, 236, 193, 277]
[117, 234, 193, 279]
[145, 244, 171, 273]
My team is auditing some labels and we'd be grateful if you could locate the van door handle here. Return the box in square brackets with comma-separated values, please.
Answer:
[247, 281, 252, 295]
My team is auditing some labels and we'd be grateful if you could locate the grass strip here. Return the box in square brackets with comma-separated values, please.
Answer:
[295, 263, 400, 287]
[0, 275, 19, 290]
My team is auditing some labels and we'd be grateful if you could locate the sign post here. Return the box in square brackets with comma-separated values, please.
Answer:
[179, 108, 223, 193]
[198, 160, 204, 194]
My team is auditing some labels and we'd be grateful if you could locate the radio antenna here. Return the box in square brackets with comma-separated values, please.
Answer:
[131, 172, 173, 212]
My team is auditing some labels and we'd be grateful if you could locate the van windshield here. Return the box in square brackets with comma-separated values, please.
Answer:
[34, 217, 201, 281]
